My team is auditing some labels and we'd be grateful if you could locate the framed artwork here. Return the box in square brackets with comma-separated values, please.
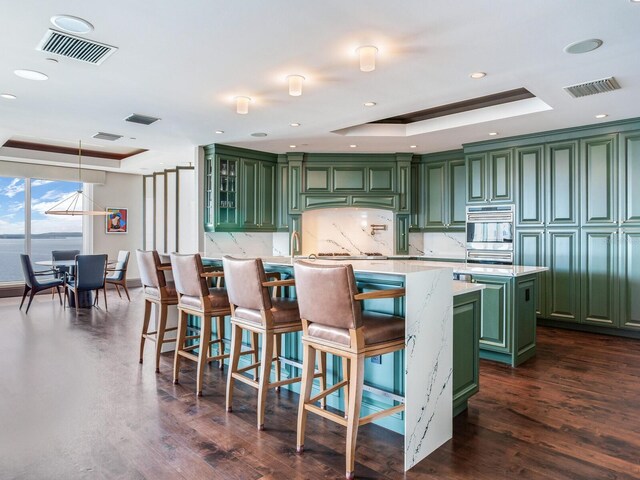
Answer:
[106, 207, 128, 234]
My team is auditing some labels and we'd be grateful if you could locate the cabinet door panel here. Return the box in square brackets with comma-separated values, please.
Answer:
[424, 162, 447, 229]
[466, 154, 487, 203]
[489, 150, 513, 202]
[515, 278, 537, 358]
[259, 162, 276, 230]
[305, 167, 330, 192]
[620, 132, 640, 225]
[370, 166, 395, 192]
[276, 163, 288, 230]
[620, 230, 640, 329]
[240, 159, 258, 228]
[581, 136, 617, 225]
[396, 215, 409, 254]
[410, 163, 422, 229]
[581, 229, 616, 326]
[516, 146, 544, 226]
[546, 142, 579, 226]
[476, 277, 509, 352]
[546, 229, 580, 322]
[453, 293, 480, 412]
[515, 229, 546, 316]
[449, 160, 467, 228]
[333, 167, 365, 191]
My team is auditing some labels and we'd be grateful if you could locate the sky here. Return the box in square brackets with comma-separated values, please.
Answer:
[0, 176, 83, 235]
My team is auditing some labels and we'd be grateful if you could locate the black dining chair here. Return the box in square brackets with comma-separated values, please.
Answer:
[64, 254, 108, 314]
[19, 254, 64, 313]
[106, 250, 131, 300]
[51, 249, 80, 297]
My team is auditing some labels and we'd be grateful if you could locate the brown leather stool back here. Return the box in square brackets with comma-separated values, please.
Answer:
[137, 250, 166, 291]
[222, 256, 273, 316]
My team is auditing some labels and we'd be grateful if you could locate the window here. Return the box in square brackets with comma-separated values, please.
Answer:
[0, 176, 83, 283]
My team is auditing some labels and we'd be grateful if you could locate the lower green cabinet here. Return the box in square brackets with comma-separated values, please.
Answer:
[515, 229, 546, 316]
[453, 290, 481, 416]
[546, 229, 580, 322]
[474, 273, 538, 367]
[580, 229, 617, 327]
[620, 229, 640, 330]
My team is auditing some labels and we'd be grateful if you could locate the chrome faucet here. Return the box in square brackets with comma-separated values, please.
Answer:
[290, 230, 301, 263]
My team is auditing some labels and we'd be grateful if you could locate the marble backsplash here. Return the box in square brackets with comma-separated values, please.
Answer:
[422, 232, 466, 258]
[204, 232, 274, 257]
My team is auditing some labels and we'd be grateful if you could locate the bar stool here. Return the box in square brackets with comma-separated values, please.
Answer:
[222, 256, 326, 430]
[170, 253, 230, 396]
[293, 260, 406, 480]
[136, 250, 179, 373]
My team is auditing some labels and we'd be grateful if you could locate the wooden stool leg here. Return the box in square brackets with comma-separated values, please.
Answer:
[173, 309, 187, 384]
[196, 315, 211, 396]
[251, 332, 260, 381]
[296, 342, 316, 454]
[226, 323, 243, 412]
[257, 331, 274, 430]
[140, 300, 152, 363]
[342, 357, 350, 416]
[217, 315, 225, 369]
[319, 351, 327, 409]
[155, 304, 168, 373]
[345, 354, 365, 479]
[274, 333, 282, 392]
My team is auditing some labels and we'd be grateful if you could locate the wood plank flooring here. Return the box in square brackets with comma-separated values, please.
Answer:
[0, 289, 639, 479]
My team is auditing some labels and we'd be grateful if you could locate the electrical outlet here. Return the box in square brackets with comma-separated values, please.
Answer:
[370, 355, 382, 364]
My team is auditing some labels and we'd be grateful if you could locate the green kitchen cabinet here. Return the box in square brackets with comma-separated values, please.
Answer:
[409, 163, 423, 230]
[240, 159, 276, 231]
[276, 160, 289, 231]
[580, 229, 617, 327]
[545, 141, 579, 226]
[515, 229, 546, 316]
[474, 273, 538, 367]
[466, 149, 513, 204]
[210, 155, 241, 231]
[396, 215, 409, 254]
[581, 135, 617, 226]
[453, 290, 481, 416]
[515, 145, 545, 226]
[546, 229, 580, 322]
[619, 131, 640, 226]
[422, 153, 465, 231]
[619, 229, 640, 330]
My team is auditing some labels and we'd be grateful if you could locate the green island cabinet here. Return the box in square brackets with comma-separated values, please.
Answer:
[474, 273, 538, 367]
[420, 151, 466, 231]
[204, 145, 278, 232]
[466, 119, 640, 334]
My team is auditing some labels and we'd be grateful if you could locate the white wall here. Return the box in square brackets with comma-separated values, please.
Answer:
[91, 172, 143, 279]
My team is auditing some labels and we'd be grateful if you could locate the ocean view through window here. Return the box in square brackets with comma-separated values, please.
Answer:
[0, 176, 83, 283]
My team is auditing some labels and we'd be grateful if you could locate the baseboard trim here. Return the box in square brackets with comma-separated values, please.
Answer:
[537, 318, 640, 339]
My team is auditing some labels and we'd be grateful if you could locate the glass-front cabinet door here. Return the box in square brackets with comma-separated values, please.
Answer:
[215, 155, 240, 230]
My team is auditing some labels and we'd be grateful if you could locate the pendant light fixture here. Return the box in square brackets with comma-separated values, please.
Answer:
[45, 140, 109, 216]
[235, 96, 251, 114]
[287, 75, 305, 96]
[356, 45, 378, 72]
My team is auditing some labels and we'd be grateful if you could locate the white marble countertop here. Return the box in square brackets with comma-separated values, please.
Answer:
[452, 281, 486, 296]
[203, 255, 547, 277]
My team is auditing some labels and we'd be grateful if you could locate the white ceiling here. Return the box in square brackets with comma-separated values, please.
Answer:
[1, 0, 639, 174]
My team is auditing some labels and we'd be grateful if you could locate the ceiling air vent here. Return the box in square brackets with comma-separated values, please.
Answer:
[125, 114, 161, 125]
[564, 77, 621, 98]
[37, 29, 117, 65]
[93, 132, 122, 141]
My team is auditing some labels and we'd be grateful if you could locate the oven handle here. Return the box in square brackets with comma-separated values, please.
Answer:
[466, 214, 513, 222]
[466, 251, 513, 261]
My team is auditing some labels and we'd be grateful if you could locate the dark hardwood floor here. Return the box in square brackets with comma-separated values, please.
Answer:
[1, 289, 639, 479]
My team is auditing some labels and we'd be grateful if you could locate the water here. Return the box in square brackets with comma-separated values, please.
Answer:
[0, 237, 83, 283]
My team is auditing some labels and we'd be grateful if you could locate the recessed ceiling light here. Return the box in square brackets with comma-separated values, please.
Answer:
[410, 145, 417, 149]
[1, 93, 17, 100]
[215, 130, 224, 134]
[289, 145, 297, 148]
[290, 123, 301, 127]
[14, 69, 48, 81]
[251, 132, 267, 137]
[350, 144, 357, 148]
[595, 114, 608, 119]
[470, 72, 486, 79]
[364, 102, 377, 107]
[50, 15, 94, 34]
[564, 38, 603, 54]
[129, 137, 136, 140]
[489, 132, 499, 136]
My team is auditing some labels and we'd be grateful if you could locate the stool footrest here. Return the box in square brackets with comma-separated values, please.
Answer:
[310, 379, 347, 405]
[359, 404, 405, 426]
[206, 353, 230, 363]
[237, 362, 261, 374]
[178, 351, 198, 362]
[231, 372, 259, 388]
[268, 375, 302, 389]
[306, 404, 347, 426]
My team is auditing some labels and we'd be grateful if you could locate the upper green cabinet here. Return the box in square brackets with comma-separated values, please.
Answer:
[515, 146, 544, 226]
[545, 141, 579, 226]
[203, 145, 277, 233]
[466, 149, 513, 204]
[581, 135, 617, 226]
[421, 152, 465, 231]
[620, 131, 640, 226]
